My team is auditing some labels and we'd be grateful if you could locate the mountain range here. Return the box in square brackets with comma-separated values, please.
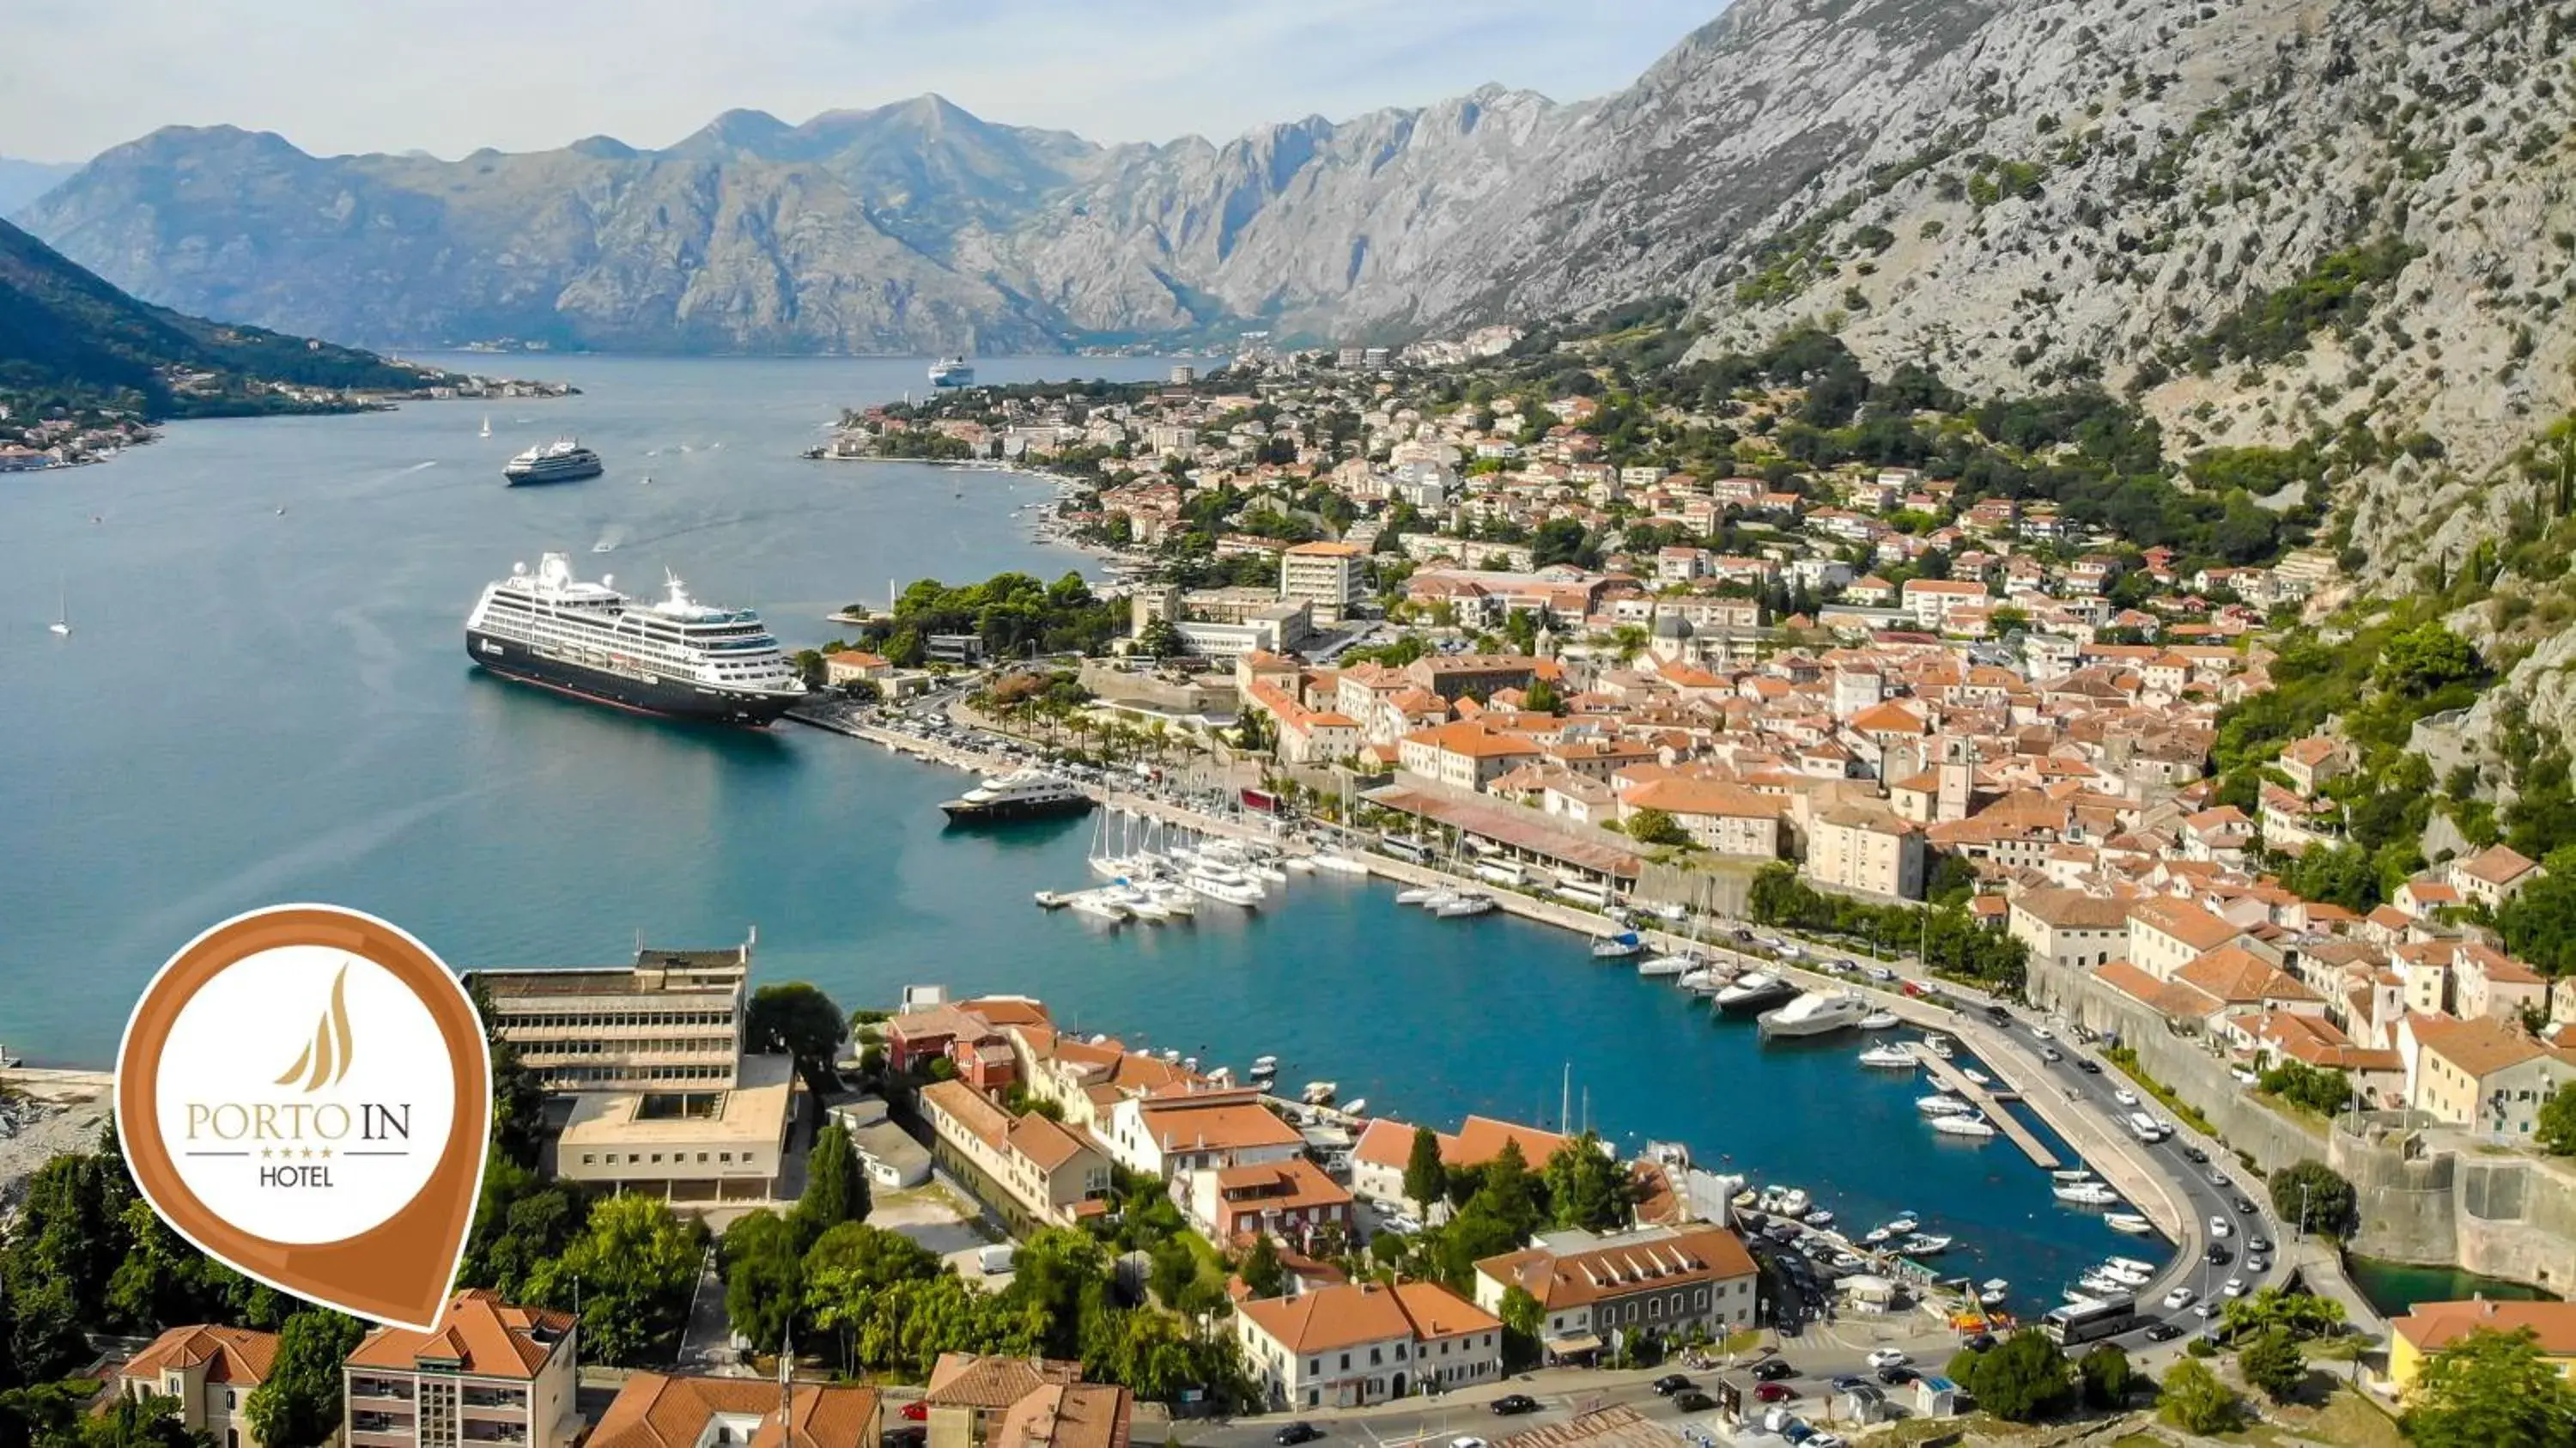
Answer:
[0, 157, 79, 216]
[13, 0, 2572, 573]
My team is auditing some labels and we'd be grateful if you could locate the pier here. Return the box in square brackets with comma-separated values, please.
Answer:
[1906, 1042, 2061, 1170]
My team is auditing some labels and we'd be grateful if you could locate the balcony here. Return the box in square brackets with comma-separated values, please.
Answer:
[461, 1426, 528, 1445]
[348, 1383, 416, 1406]
[348, 1428, 416, 1448]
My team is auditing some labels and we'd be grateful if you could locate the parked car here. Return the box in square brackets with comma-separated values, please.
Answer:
[1755, 1383, 1797, 1403]
[1753, 1360, 1797, 1382]
[1674, 1392, 1716, 1414]
[901, 1404, 928, 1422]
[1830, 1376, 1869, 1394]
[2249, 1235, 2273, 1253]
[1276, 1426, 1324, 1445]
[2143, 1323, 2185, 1342]
[1865, 1348, 1911, 1370]
[2248, 1254, 2271, 1273]
[1449, 1438, 1487, 1448]
[1876, 1366, 1918, 1386]
[1490, 1396, 1540, 1416]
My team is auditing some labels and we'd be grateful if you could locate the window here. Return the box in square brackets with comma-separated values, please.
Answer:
[581, 1154, 595, 1165]
[1369, 1348, 1382, 1366]
[1340, 1354, 1350, 1371]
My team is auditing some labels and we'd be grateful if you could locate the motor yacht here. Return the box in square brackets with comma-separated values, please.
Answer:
[1394, 885, 1440, 905]
[1309, 853, 1371, 875]
[1896, 1233, 1954, 1255]
[1637, 952, 1697, 976]
[1186, 865, 1267, 907]
[1590, 930, 1644, 959]
[1066, 891, 1128, 923]
[2053, 1182, 2123, 1207]
[1930, 1115, 1997, 1139]
[1433, 892, 1496, 918]
[2104, 1214, 2155, 1236]
[1714, 970, 1797, 1013]
[1923, 1033, 1955, 1058]
[1856, 1010, 1901, 1030]
[1916, 1095, 1974, 1116]
[1759, 992, 1876, 1037]
[1857, 1043, 1917, 1069]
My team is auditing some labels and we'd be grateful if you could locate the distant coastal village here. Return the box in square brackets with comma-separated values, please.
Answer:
[0, 368, 573, 472]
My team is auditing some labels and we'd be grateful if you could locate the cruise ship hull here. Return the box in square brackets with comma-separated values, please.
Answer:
[940, 794, 1095, 824]
[468, 630, 797, 725]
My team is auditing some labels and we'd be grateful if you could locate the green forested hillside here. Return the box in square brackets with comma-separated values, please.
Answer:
[0, 216, 451, 420]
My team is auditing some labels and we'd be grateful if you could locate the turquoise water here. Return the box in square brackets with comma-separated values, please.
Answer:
[0, 354, 2154, 1309]
[2345, 1256, 2560, 1317]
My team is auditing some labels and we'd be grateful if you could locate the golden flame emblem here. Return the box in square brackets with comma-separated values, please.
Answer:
[273, 964, 356, 1092]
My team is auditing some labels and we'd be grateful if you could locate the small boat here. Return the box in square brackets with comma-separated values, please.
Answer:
[1419, 889, 1463, 911]
[1033, 891, 1069, 909]
[1862, 1226, 1893, 1245]
[1067, 891, 1128, 923]
[2106, 1256, 2156, 1276]
[1677, 968, 1722, 994]
[1930, 1116, 1996, 1139]
[1433, 893, 1495, 918]
[1637, 953, 1696, 976]
[2104, 1214, 2155, 1236]
[1157, 1048, 1182, 1063]
[1591, 931, 1644, 959]
[1979, 1286, 2008, 1306]
[1886, 1213, 1919, 1234]
[1301, 1081, 1338, 1105]
[1856, 1011, 1900, 1030]
[1731, 1188, 1759, 1210]
[1343, 1098, 1368, 1116]
[2053, 1182, 2122, 1207]
[1964, 1068, 1994, 1087]
[2096, 1262, 2151, 1287]
[1282, 855, 1316, 874]
[1897, 1233, 1953, 1256]
[1923, 1033, 1955, 1058]
[1309, 854, 1370, 876]
[1185, 866, 1266, 908]
[1916, 1095, 1973, 1116]
[1981, 1277, 2010, 1293]
[1857, 1044, 1917, 1069]
[2050, 1168, 2096, 1184]
[1777, 1188, 1812, 1216]
[480, 414, 492, 438]
[2078, 1271, 2124, 1295]
[1394, 885, 1439, 905]
[1805, 1209, 1835, 1227]
[1252, 1055, 1279, 1072]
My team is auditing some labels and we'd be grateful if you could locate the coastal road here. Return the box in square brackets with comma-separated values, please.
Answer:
[1178, 1368, 1732, 1448]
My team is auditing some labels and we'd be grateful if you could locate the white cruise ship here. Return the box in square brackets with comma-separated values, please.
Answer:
[465, 553, 805, 724]
[941, 770, 1094, 823]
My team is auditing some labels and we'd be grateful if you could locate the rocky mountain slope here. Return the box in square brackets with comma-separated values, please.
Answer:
[17, 0, 2569, 584]
[0, 157, 80, 216]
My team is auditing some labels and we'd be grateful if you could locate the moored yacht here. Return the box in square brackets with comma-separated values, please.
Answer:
[1714, 970, 1798, 1013]
[1916, 1094, 1973, 1116]
[1758, 992, 1876, 1037]
[1929, 1115, 1997, 1139]
[1857, 1043, 1917, 1069]
[1589, 930, 1643, 958]
[943, 769, 1094, 822]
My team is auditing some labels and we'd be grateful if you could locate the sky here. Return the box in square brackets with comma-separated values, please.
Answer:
[1, 0, 1725, 163]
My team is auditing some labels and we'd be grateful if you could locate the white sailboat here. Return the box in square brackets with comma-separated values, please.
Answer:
[479, 414, 492, 438]
[48, 579, 70, 637]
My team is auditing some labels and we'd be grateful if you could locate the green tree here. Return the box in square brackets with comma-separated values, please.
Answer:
[793, 1127, 871, 1250]
[1135, 618, 1185, 659]
[721, 1209, 805, 1358]
[1403, 1127, 1448, 1214]
[1542, 1135, 1633, 1233]
[73, 1394, 215, 1448]
[1949, 1329, 2075, 1422]
[2077, 1344, 2132, 1408]
[2538, 1085, 2576, 1157]
[748, 983, 848, 1087]
[2374, 623, 2484, 698]
[1623, 808, 1692, 847]
[1521, 678, 1564, 714]
[2239, 1325, 2306, 1402]
[459, 1161, 588, 1301]
[2269, 1159, 2357, 1238]
[2219, 1286, 2347, 1343]
[2402, 1325, 2576, 1448]
[243, 1311, 366, 1448]
[1238, 1235, 1286, 1299]
[527, 1194, 706, 1366]
[2158, 1357, 2243, 1434]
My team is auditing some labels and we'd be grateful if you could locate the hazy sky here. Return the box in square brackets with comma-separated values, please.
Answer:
[3, 0, 1724, 163]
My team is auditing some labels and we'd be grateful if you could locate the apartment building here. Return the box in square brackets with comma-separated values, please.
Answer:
[2399, 1015, 2576, 1137]
[1398, 721, 1544, 793]
[118, 1325, 276, 1448]
[2008, 888, 2132, 971]
[920, 1080, 1111, 1234]
[1347, 1116, 1568, 1208]
[343, 1292, 580, 1448]
[1616, 777, 1781, 858]
[1235, 1281, 1503, 1410]
[1803, 805, 1925, 900]
[466, 939, 753, 1092]
[2126, 897, 2243, 980]
[1100, 1088, 1305, 1178]
[1279, 542, 1367, 624]
[1472, 1226, 1760, 1362]
[921, 1355, 1084, 1448]
[1186, 1157, 1355, 1247]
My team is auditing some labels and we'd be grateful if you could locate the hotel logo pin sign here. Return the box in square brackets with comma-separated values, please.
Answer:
[116, 905, 490, 1330]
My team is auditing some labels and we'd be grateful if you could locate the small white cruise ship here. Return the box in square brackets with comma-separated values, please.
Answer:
[941, 770, 1094, 823]
[502, 438, 604, 484]
[465, 553, 805, 724]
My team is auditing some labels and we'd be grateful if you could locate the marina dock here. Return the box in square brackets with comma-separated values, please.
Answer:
[1907, 1042, 2059, 1169]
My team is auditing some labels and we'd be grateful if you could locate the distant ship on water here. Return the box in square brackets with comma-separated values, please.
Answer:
[928, 356, 975, 387]
[503, 438, 604, 485]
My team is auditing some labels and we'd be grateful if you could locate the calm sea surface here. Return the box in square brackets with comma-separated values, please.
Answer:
[0, 353, 2148, 1305]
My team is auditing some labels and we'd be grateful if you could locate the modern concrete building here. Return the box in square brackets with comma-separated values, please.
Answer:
[343, 1292, 580, 1448]
[554, 1052, 800, 1204]
[466, 938, 754, 1092]
[1279, 542, 1367, 624]
[118, 1325, 277, 1448]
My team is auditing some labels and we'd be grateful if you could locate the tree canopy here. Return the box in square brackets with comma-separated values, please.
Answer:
[2268, 1159, 2357, 1238]
[2401, 1326, 2576, 1448]
[244, 1311, 366, 1448]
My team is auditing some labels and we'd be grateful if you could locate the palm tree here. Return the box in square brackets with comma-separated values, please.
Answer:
[1612, 624, 1649, 664]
